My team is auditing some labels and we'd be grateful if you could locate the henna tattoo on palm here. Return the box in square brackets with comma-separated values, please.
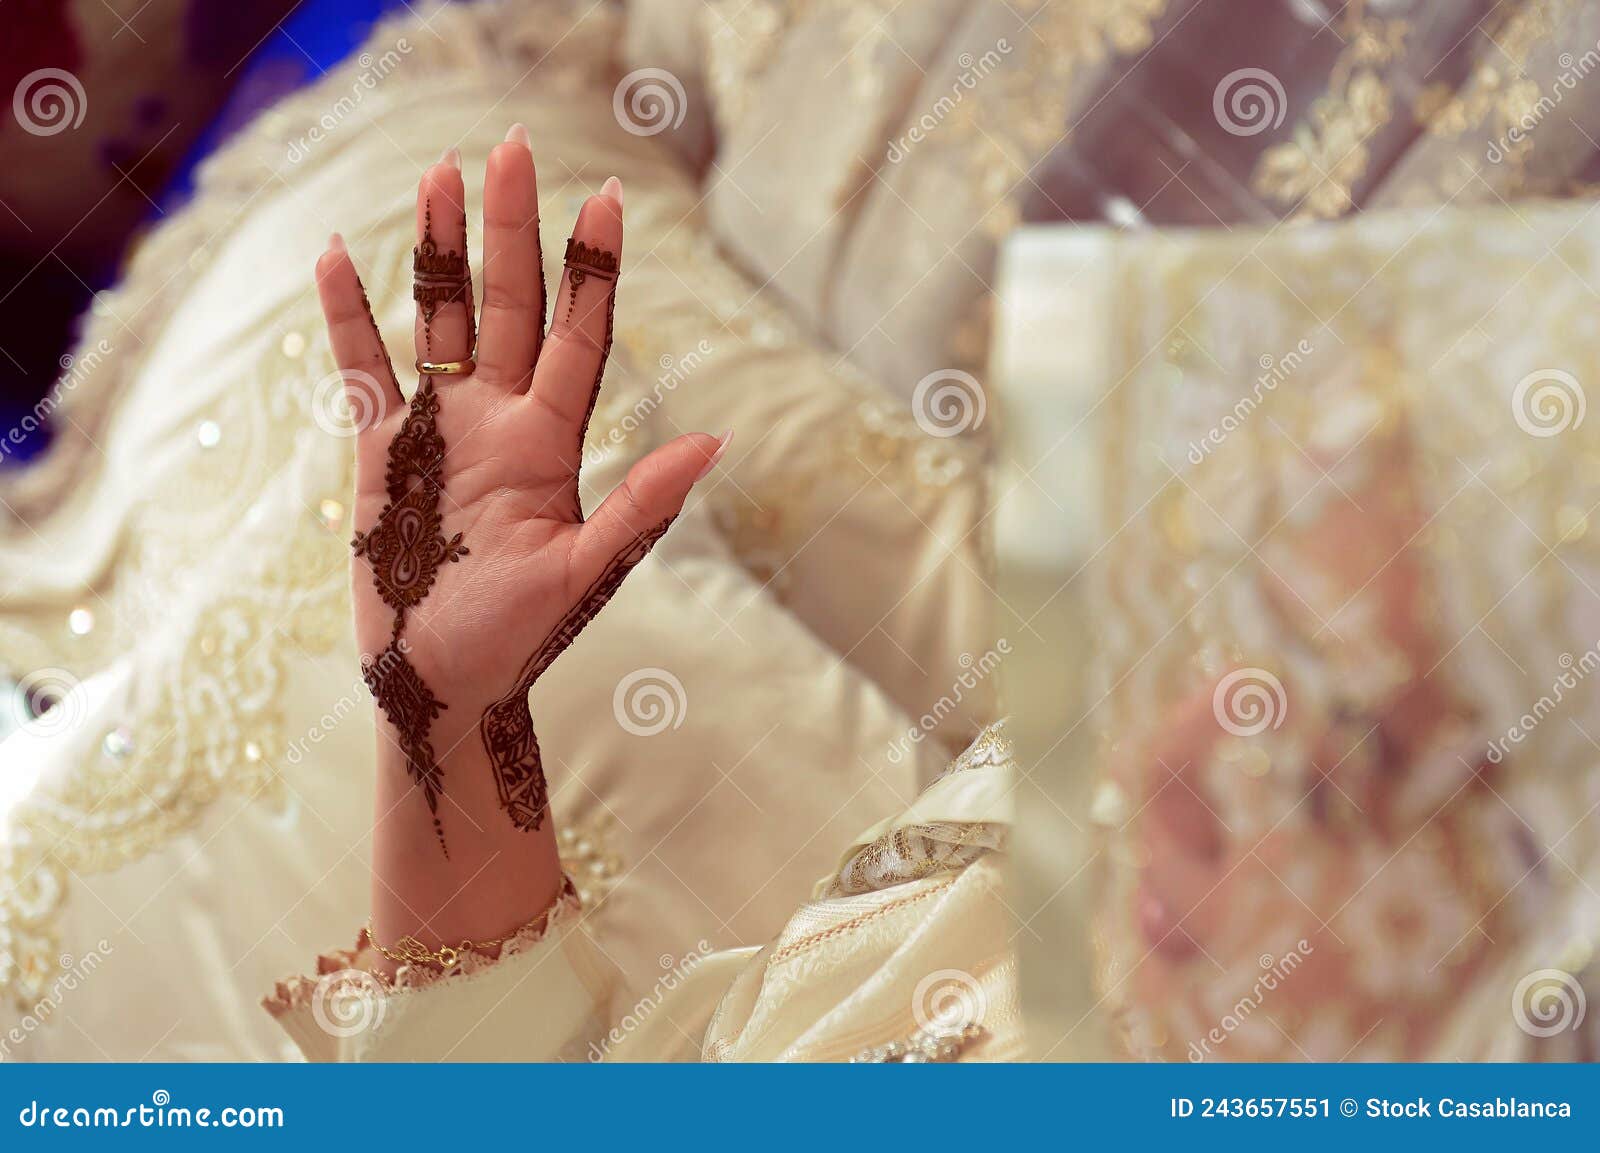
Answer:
[480, 518, 674, 832]
[351, 206, 473, 855]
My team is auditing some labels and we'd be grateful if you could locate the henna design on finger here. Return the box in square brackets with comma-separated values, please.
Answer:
[414, 205, 473, 355]
[352, 376, 468, 855]
[358, 281, 400, 394]
[532, 215, 548, 362]
[558, 237, 620, 521]
[479, 517, 673, 831]
[561, 238, 617, 325]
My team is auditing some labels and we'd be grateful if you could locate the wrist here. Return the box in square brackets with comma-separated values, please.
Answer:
[369, 724, 563, 973]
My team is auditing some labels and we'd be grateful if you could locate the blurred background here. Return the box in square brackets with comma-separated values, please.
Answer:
[0, 0, 409, 462]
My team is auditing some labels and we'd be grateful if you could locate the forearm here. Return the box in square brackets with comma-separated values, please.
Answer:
[369, 727, 563, 976]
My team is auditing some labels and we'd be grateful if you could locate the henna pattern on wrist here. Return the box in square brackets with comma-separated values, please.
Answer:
[480, 517, 673, 831]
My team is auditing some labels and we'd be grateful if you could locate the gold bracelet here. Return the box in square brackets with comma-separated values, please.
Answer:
[365, 879, 574, 969]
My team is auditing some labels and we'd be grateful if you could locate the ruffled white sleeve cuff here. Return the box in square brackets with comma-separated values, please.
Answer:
[262, 881, 616, 1061]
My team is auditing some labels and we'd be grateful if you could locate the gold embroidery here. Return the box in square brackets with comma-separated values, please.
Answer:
[1252, 14, 1408, 220]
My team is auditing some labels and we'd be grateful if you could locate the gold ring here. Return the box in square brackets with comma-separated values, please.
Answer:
[415, 358, 475, 376]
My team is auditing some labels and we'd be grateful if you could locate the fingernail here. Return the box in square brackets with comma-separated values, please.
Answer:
[506, 123, 530, 148]
[695, 430, 733, 482]
[601, 176, 623, 208]
[440, 146, 461, 169]
[329, 232, 346, 253]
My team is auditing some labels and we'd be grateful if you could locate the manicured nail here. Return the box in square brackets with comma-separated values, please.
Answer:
[328, 232, 346, 253]
[601, 176, 623, 208]
[440, 146, 461, 169]
[506, 123, 530, 148]
[695, 430, 733, 482]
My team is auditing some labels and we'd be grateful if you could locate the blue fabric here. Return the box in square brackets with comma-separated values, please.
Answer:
[167, 0, 415, 206]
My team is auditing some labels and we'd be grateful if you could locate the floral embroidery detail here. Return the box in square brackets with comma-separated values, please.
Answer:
[1252, 15, 1408, 220]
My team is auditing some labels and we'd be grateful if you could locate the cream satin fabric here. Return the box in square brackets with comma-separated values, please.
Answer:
[267, 723, 1022, 1063]
[0, 0, 1000, 1060]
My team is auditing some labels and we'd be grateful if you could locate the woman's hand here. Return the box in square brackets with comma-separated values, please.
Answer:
[314, 126, 729, 966]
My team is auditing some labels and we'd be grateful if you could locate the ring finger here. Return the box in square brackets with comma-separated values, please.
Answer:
[413, 149, 475, 371]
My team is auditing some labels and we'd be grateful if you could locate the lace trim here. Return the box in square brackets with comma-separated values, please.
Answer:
[261, 877, 581, 1016]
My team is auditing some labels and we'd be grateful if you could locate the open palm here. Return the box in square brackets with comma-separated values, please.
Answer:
[315, 129, 725, 919]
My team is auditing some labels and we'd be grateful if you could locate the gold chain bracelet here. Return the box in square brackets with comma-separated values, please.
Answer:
[364, 879, 574, 969]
